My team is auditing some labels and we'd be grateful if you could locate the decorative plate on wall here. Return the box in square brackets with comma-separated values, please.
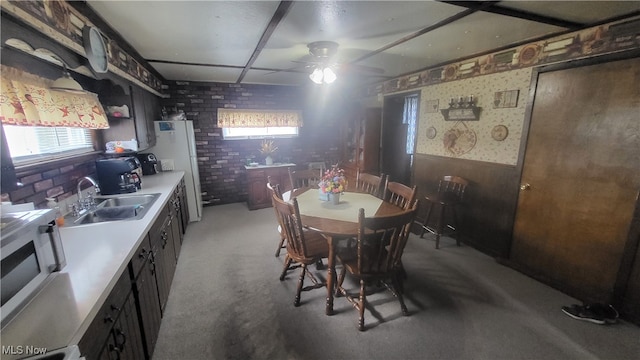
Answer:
[491, 125, 509, 141]
[443, 123, 477, 157]
[426, 126, 437, 139]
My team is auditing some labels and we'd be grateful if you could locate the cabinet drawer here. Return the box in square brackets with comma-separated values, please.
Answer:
[246, 169, 266, 179]
[130, 234, 152, 278]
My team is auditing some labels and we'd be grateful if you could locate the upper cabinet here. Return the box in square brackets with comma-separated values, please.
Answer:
[341, 107, 381, 184]
[98, 81, 159, 151]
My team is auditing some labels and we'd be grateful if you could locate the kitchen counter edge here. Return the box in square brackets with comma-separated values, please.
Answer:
[0, 171, 185, 358]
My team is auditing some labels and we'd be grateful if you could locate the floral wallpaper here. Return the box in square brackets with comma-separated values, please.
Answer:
[416, 68, 532, 165]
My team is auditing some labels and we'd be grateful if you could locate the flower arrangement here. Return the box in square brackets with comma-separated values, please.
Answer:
[259, 139, 278, 155]
[320, 166, 347, 194]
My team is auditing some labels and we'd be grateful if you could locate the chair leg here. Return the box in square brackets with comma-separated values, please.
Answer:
[419, 202, 434, 238]
[358, 279, 366, 331]
[452, 207, 461, 246]
[275, 236, 285, 257]
[279, 254, 292, 281]
[435, 204, 445, 249]
[336, 265, 347, 297]
[294, 265, 307, 307]
[391, 275, 409, 316]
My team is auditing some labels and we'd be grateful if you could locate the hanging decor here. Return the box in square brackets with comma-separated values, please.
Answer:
[217, 109, 303, 128]
[0, 66, 109, 129]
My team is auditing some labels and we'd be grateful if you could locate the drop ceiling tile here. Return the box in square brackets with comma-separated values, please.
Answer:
[150, 63, 243, 83]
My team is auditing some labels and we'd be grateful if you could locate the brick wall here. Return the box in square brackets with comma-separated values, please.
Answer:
[2, 153, 100, 209]
[161, 81, 348, 206]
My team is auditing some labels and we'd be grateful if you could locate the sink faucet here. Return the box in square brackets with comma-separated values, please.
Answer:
[77, 176, 101, 211]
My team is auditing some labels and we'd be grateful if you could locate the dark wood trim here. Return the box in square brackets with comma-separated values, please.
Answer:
[237, 1, 294, 83]
[146, 59, 308, 74]
[439, 1, 584, 29]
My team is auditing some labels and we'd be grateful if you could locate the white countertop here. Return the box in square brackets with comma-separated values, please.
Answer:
[0, 171, 185, 358]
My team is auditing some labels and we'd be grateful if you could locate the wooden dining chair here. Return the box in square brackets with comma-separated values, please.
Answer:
[335, 203, 418, 331]
[383, 180, 417, 210]
[267, 176, 286, 257]
[355, 169, 386, 198]
[272, 194, 328, 306]
[418, 175, 469, 249]
[289, 168, 323, 190]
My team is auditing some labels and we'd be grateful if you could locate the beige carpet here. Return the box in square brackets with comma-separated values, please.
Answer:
[153, 203, 640, 360]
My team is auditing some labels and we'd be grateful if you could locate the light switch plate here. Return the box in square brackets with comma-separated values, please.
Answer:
[160, 159, 175, 171]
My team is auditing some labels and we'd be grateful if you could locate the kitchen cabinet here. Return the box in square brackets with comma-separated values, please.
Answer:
[78, 268, 145, 360]
[245, 164, 294, 210]
[99, 82, 159, 151]
[176, 179, 188, 236]
[149, 205, 176, 314]
[131, 234, 162, 359]
[341, 108, 381, 185]
[169, 189, 183, 259]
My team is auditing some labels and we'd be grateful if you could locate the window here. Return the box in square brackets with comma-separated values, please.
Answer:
[222, 126, 299, 140]
[3, 125, 94, 165]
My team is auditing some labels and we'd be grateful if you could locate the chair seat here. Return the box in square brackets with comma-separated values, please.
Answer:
[287, 229, 328, 264]
[424, 191, 462, 206]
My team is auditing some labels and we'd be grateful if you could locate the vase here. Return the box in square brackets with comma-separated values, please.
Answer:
[265, 155, 273, 165]
[330, 192, 340, 205]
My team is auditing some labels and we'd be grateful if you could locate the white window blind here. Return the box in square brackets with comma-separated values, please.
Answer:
[3, 125, 94, 164]
[222, 126, 298, 140]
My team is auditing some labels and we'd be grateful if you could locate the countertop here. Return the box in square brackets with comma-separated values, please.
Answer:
[0, 171, 185, 358]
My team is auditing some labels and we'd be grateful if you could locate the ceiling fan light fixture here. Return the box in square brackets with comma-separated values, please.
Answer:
[309, 68, 324, 84]
[323, 67, 336, 84]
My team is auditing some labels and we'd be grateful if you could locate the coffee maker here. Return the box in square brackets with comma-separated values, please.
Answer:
[135, 153, 159, 175]
[95, 157, 142, 195]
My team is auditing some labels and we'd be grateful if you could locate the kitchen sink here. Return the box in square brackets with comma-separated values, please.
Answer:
[63, 193, 161, 227]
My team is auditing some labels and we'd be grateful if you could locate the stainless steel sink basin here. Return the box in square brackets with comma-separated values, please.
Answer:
[63, 193, 161, 227]
[96, 194, 160, 208]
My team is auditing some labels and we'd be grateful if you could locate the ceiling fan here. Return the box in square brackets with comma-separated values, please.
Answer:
[293, 41, 385, 84]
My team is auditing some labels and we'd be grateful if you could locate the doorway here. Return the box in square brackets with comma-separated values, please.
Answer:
[381, 92, 419, 185]
[510, 57, 640, 311]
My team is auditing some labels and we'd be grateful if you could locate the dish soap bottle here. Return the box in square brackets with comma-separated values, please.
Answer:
[46, 197, 65, 227]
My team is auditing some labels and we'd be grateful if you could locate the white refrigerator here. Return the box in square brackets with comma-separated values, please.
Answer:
[148, 120, 203, 222]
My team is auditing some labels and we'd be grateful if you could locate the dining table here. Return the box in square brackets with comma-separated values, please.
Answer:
[290, 187, 404, 315]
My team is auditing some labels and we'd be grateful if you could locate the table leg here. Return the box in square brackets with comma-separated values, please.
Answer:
[326, 236, 336, 315]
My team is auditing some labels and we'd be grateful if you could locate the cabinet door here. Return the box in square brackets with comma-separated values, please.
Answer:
[133, 254, 162, 359]
[150, 214, 176, 313]
[130, 86, 149, 150]
[144, 91, 160, 148]
[179, 180, 188, 234]
[110, 292, 146, 360]
[169, 204, 182, 260]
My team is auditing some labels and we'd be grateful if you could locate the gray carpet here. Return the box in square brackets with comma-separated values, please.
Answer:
[153, 203, 639, 360]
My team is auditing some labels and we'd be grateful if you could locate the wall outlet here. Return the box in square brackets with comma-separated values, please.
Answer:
[160, 159, 175, 171]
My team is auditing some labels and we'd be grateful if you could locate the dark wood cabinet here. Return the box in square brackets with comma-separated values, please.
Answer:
[80, 180, 188, 359]
[131, 235, 162, 359]
[341, 108, 381, 185]
[149, 205, 176, 314]
[78, 268, 144, 360]
[99, 83, 158, 151]
[245, 165, 293, 210]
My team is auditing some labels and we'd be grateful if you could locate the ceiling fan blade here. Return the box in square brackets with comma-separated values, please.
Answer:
[339, 63, 385, 74]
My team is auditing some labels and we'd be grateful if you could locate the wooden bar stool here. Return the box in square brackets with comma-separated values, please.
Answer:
[418, 176, 468, 249]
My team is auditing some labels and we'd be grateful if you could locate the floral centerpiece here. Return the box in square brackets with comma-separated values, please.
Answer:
[320, 166, 347, 204]
[259, 140, 278, 165]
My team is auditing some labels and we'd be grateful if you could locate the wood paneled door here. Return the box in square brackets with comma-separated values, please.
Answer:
[510, 57, 640, 316]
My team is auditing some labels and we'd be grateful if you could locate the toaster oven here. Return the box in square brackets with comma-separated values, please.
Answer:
[1, 208, 66, 328]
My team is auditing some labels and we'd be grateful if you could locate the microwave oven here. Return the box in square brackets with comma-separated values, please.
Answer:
[1, 208, 66, 327]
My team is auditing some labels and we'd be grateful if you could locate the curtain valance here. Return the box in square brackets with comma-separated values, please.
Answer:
[0, 66, 109, 129]
[217, 109, 303, 128]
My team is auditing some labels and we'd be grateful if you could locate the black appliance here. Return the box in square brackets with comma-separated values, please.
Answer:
[95, 157, 142, 195]
[135, 153, 159, 175]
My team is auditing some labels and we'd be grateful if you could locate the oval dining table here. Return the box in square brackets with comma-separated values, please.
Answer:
[289, 187, 404, 315]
